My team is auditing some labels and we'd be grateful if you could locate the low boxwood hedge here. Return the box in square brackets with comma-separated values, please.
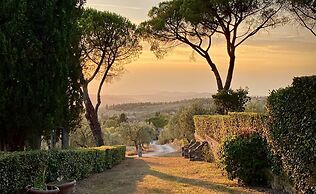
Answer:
[0, 146, 126, 193]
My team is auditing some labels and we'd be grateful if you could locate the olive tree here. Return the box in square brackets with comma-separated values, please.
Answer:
[79, 9, 141, 146]
[119, 122, 156, 151]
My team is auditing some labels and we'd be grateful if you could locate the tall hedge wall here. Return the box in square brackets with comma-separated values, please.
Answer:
[194, 112, 267, 143]
[267, 76, 316, 193]
[194, 76, 316, 193]
[0, 146, 126, 193]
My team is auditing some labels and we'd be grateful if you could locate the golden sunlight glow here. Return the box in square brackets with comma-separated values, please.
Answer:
[86, 0, 316, 96]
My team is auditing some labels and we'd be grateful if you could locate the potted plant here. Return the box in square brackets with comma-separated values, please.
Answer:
[47, 176, 76, 194]
[25, 167, 60, 194]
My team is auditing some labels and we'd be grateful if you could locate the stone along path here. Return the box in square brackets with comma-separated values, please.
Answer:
[76, 152, 278, 194]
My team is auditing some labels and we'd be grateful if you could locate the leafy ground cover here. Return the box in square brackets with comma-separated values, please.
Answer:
[77, 153, 280, 194]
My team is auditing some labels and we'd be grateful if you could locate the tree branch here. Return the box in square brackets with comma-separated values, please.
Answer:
[235, 5, 283, 47]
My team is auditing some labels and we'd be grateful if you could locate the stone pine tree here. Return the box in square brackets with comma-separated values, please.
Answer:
[79, 9, 141, 146]
[0, 0, 84, 151]
[140, 0, 284, 91]
[288, 0, 316, 36]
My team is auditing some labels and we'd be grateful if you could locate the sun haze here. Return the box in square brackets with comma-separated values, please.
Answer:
[86, 0, 316, 97]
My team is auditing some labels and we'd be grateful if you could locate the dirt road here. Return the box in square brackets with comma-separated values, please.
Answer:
[143, 141, 177, 157]
[77, 152, 279, 194]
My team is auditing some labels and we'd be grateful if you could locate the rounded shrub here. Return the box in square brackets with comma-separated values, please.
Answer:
[219, 133, 270, 185]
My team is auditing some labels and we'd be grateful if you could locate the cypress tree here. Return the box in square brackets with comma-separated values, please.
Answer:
[0, 0, 84, 151]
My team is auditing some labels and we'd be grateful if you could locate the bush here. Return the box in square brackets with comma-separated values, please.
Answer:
[212, 88, 251, 115]
[267, 76, 316, 193]
[0, 146, 126, 193]
[119, 122, 156, 150]
[194, 112, 267, 143]
[162, 103, 214, 143]
[219, 133, 271, 185]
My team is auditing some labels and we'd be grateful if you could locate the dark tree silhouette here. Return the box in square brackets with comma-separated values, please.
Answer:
[289, 0, 316, 36]
[0, 0, 84, 151]
[140, 0, 284, 91]
[79, 9, 141, 146]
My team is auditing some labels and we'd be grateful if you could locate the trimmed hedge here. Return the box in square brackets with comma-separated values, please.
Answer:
[0, 146, 126, 193]
[267, 76, 316, 193]
[194, 112, 267, 143]
[194, 76, 316, 193]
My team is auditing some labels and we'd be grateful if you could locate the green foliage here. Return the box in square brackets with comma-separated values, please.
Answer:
[69, 120, 95, 148]
[70, 118, 124, 147]
[212, 88, 251, 115]
[119, 122, 156, 149]
[33, 165, 47, 190]
[159, 103, 214, 144]
[0, 0, 84, 150]
[245, 97, 267, 113]
[0, 146, 125, 193]
[118, 113, 128, 123]
[202, 144, 215, 163]
[102, 115, 121, 128]
[219, 134, 271, 185]
[157, 126, 177, 145]
[79, 8, 141, 82]
[194, 112, 267, 143]
[79, 8, 142, 146]
[266, 76, 316, 193]
[146, 112, 169, 129]
[104, 98, 214, 121]
[103, 127, 124, 146]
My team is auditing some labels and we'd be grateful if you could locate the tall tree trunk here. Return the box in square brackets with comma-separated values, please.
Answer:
[224, 52, 236, 90]
[205, 54, 224, 91]
[134, 143, 138, 152]
[51, 129, 57, 149]
[61, 127, 69, 149]
[82, 84, 105, 146]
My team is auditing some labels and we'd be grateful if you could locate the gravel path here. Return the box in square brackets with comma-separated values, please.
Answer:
[142, 141, 177, 157]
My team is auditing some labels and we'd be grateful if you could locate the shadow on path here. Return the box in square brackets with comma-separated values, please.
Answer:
[76, 157, 150, 194]
[76, 155, 279, 194]
[148, 169, 248, 194]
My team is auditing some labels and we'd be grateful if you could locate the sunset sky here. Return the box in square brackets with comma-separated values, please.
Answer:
[86, 0, 316, 96]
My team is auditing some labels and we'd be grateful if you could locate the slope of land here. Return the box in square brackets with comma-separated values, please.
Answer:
[92, 92, 212, 106]
[99, 96, 266, 120]
[77, 154, 278, 194]
[100, 98, 215, 120]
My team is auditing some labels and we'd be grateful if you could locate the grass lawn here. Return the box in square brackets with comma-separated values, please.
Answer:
[76, 153, 279, 194]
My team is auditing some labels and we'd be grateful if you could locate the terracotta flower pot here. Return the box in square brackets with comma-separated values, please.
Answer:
[25, 185, 59, 194]
[47, 180, 76, 194]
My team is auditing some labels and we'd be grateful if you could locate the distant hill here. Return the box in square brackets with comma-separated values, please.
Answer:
[91, 92, 213, 106]
[100, 97, 215, 120]
[97, 95, 267, 121]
